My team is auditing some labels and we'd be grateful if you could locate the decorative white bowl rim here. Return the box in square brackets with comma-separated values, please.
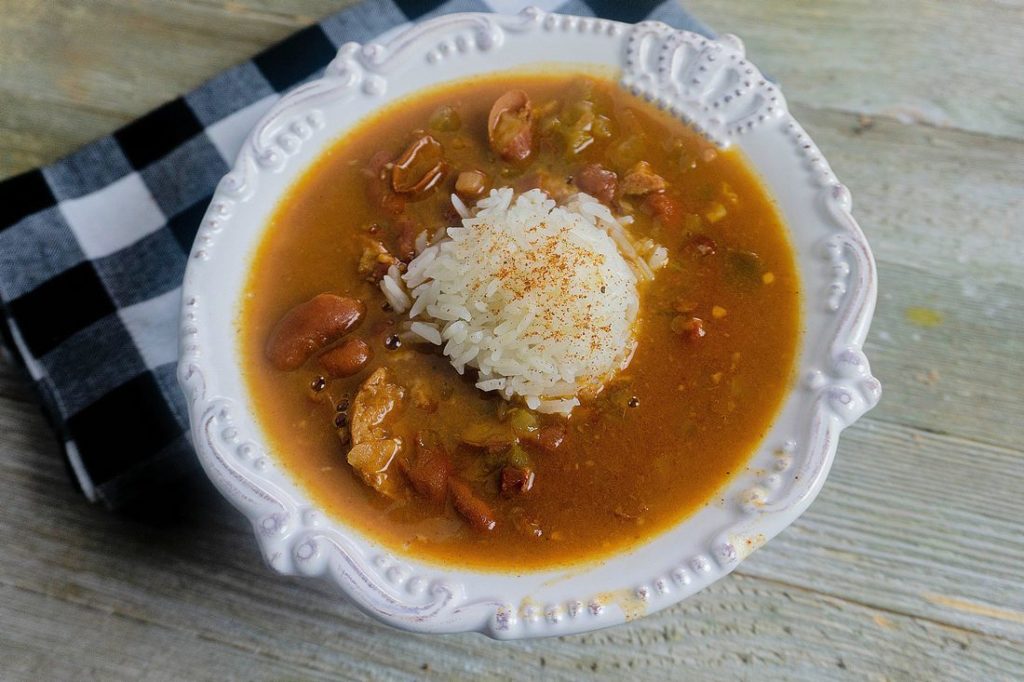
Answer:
[178, 8, 881, 639]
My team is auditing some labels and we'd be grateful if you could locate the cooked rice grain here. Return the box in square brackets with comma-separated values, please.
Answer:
[382, 188, 661, 414]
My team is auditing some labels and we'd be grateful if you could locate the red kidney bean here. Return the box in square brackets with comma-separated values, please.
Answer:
[449, 479, 497, 532]
[266, 294, 365, 371]
[398, 431, 452, 505]
[575, 163, 618, 205]
[319, 338, 373, 377]
[391, 134, 447, 198]
[500, 466, 536, 497]
[455, 170, 489, 199]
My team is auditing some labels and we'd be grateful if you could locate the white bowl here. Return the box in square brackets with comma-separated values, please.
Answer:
[178, 8, 880, 638]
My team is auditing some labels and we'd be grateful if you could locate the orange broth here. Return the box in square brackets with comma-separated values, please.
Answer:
[240, 73, 800, 570]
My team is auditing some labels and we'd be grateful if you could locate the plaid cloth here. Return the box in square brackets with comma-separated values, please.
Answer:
[0, 0, 712, 508]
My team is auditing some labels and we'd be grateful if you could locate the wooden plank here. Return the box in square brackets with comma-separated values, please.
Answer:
[0, 96, 130, 183]
[5, 574, 1021, 682]
[863, 259, 1022, 449]
[688, 0, 1024, 140]
[738, 418, 1024, 641]
[0, 0, 348, 178]
[791, 104, 1024, 280]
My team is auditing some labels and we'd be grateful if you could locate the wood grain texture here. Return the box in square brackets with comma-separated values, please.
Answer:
[0, 0, 346, 177]
[688, 0, 1024, 140]
[1, 1, 1022, 680]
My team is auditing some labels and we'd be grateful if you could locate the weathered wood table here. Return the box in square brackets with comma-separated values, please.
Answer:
[2, 2, 1021, 679]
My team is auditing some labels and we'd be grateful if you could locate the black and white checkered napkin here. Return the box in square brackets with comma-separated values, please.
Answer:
[0, 0, 711, 508]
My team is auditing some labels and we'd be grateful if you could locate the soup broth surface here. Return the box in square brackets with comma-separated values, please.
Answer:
[241, 72, 800, 570]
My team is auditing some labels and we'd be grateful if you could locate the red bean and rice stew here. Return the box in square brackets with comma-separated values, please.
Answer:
[241, 73, 800, 570]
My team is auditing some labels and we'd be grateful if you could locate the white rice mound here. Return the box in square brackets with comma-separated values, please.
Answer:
[381, 188, 667, 414]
